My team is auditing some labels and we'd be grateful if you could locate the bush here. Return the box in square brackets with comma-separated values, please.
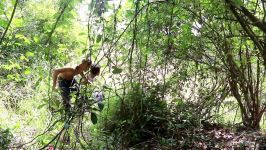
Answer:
[0, 127, 13, 150]
[170, 99, 201, 129]
[92, 83, 203, 149]
[99, 83, 169, 147]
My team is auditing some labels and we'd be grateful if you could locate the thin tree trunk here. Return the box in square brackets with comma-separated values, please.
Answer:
[0, 0, 19, 45]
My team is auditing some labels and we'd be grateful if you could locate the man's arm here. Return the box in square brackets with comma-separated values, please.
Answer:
[80, 72, 91, 84]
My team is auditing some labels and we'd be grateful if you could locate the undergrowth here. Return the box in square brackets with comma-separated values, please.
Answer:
[91, 83, 202, 149]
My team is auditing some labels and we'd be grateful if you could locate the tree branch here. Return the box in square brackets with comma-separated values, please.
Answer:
[45, 0, 72, 46]
[225, 0, 266, 68]
[0, 0, 19, 46]
[239, 6, 266, 34]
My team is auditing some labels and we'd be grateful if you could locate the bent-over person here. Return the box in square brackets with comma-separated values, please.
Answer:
[52, 59, 91, 112]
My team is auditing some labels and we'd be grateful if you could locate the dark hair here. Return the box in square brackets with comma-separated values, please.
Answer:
[91, 64, 100, 75]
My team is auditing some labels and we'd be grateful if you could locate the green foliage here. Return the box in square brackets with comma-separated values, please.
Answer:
[91, 112, 98, 124]
[1, 0, 266, 149]
[171, 99, 201, 128]
[98, 84, 169, 147]
[98, 102, 104, 111]
[112, 66, 122, 74]
[0, 127, 13, 150]
[91, 83, 205, 148]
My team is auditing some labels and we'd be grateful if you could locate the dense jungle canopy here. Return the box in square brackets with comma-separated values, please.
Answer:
[1, 0, 266, 149]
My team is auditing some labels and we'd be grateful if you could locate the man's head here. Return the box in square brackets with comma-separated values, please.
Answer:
[90, 64, 100, 76]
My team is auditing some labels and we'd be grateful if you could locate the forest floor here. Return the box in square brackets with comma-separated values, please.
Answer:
[134, 123, 266, 150]
[191, 125, 266, 149]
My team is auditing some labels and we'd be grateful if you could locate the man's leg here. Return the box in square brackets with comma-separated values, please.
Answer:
[60, 88, 71, 112]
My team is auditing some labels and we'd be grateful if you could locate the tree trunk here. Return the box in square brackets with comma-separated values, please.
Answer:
[223, 40, 264, 130]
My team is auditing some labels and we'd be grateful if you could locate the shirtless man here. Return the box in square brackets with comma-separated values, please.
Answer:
[52, 59, 91, 111]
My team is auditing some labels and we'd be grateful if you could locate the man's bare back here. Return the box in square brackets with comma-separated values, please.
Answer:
[56, 68, 76, 80]
[52, 60, 91, 89]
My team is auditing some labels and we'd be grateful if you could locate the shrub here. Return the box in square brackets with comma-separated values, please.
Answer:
[98, 83, 169, 147]
[0, 127, 13, 150]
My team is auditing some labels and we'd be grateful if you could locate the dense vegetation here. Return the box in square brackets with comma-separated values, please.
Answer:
[1, 0, 266, 149]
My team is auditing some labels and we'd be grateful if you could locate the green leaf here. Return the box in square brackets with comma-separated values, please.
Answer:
[98, 103, 104, 112]
[234, 0, 244, 7]
[26, 51, 34, 57]
[37, 104, 46, 109]
[64, 123, 70, 129]
[33, 37, 40, 43]
[15, 34, 24, 39]
[96, 35, 102, 43]
[43, 98, 49, 103]
[13, 18, 23, 27]
[125, 9, 134, 18]
[0, 2, 4, 12]
[91, 112, 97, 124]
[78, 32, 86, 36]
[181, 24, 191, 33]
[7, 74, 15, 80]
[55, 99, 62, 107]
[112, 67, 122, 74]
[20, 55, 26, 61]
[0, 19, 8, 27]
[11, 0, 16, 5]
[24, 68, 31, 75]
[35, 77, 42, 87]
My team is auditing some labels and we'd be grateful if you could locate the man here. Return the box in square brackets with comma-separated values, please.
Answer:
[52, 59, 91, 112]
